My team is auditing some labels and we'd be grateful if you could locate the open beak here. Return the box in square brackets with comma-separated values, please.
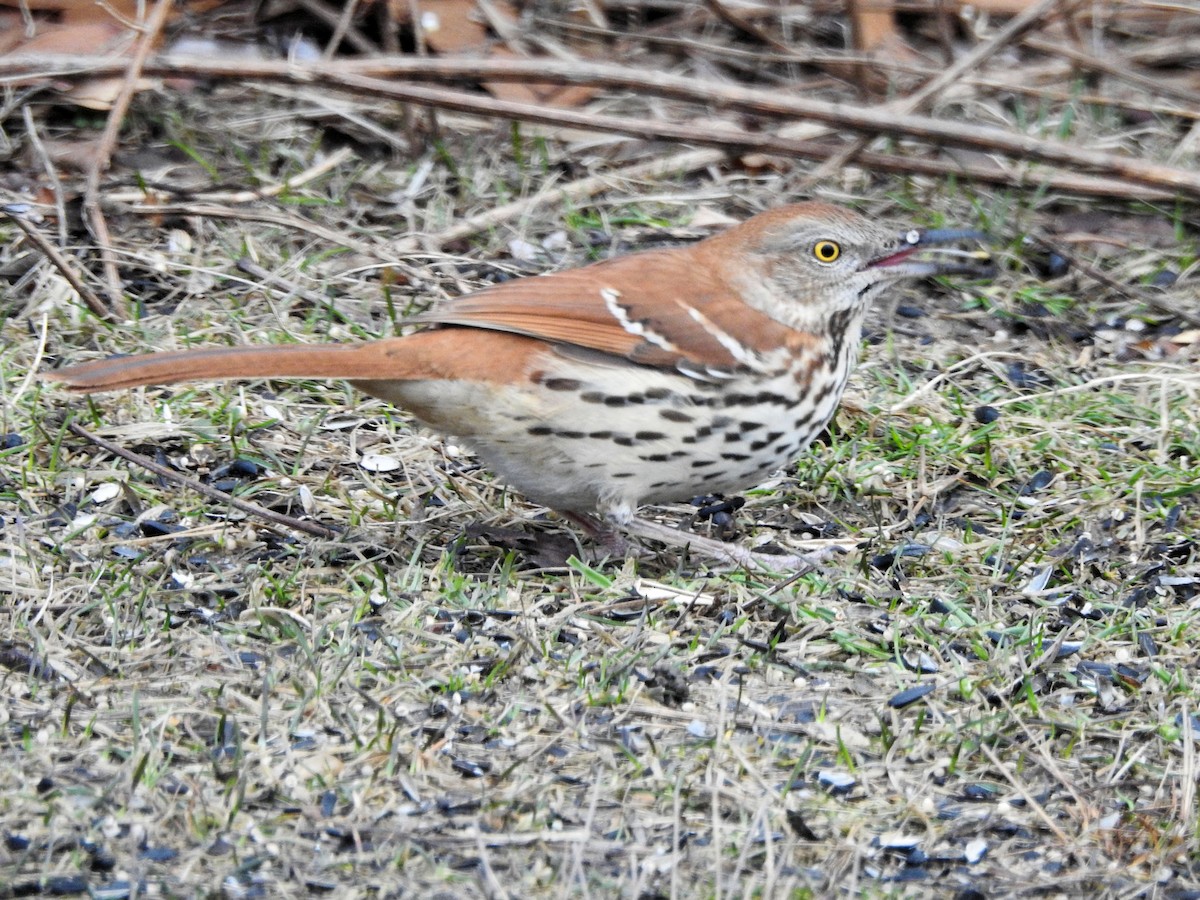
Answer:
[869, 227, 994, 278]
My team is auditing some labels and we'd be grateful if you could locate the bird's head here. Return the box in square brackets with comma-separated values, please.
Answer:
[711, 202, 992, 334]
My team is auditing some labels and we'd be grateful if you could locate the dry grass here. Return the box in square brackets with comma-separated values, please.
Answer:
[3, 5, 1200, 897]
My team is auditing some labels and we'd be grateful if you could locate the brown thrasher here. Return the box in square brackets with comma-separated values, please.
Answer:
[46, 203, 985, 569]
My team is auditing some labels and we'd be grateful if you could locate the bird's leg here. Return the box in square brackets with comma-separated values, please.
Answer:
[621, 515, 831, 572]
[559, 510, 640, 561]
[563, 509, 832, 572]
[559, 505, 829, 572]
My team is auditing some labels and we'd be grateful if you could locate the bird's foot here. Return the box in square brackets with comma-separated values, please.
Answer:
[563, 510, 832, 572]
[560, 511, 646, 562]
[623, 515, 832, 573]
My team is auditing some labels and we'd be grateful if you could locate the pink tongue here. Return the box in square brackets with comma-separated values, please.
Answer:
[870, 247, 917, 268]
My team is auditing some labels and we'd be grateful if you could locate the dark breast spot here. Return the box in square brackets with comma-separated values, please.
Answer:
[691, 460, 717, 469]
[527, 425, 553, 436]
[721, 452, 751, 461]
[635, 431, 667, 441]
[750, 431, 786, 452]
[640, 453, 671, 462]
[723, 391, 792, 408]
[542, 377, 582, 391]
[661, 409, 694, 423]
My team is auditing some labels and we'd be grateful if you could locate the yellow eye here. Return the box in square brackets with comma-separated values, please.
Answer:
[813, 240, 841, 263]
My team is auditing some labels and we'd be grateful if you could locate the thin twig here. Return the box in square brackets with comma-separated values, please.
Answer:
[81, 0, 174, 319]
[299, 0, 377, 55]
[475, 0, 532, 55]
[702, 0, 794, 54]
[235, 257, 354, 325]
[997, 693, 1091, 818]
[118, 201, 384, 255]
[2, 207, 111, 319]
[415, 146, 726, 249]
[1024, 34, 1200, 109]
[64, 420, 341, 540]
[320, 0, 367, 58]
[21, 104, 67, 247]
[11, 314, 50, 409]
[1027, 232, 1200, 328]
[102, 145, 355, 205]
[979, 740, 1073, 844]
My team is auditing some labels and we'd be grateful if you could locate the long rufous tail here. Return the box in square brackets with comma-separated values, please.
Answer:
[45, 330, 545, 393]
[44, 341, 415, 393]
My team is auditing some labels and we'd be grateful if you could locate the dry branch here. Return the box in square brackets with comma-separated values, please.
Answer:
[2, 55, 1197, 200]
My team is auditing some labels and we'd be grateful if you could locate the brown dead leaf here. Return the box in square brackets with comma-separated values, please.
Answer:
[0, 0, 222, 108]
[397, 0, 597, 107]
